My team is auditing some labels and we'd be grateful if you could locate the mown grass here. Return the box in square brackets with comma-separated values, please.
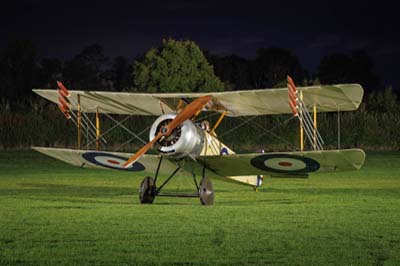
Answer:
[0, 150, 400, 265]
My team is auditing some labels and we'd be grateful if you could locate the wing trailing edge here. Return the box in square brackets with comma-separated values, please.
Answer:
[33, 83, 363, 117]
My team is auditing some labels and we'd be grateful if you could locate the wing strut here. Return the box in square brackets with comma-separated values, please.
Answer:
[287, 76, 324, 150]
[56, 81, 107, 149]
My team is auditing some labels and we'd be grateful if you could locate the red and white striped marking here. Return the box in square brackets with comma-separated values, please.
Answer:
[287, 75, 298, 116]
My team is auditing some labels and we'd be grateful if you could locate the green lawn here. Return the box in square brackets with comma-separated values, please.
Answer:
[0, 150, 400, 265]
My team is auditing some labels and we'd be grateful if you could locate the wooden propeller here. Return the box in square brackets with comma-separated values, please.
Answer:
[123, 95, 212, 168]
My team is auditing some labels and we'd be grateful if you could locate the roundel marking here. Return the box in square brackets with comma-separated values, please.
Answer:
[251, 154, 320, 173]
[82, 152, 145, 171]
[220, 147, 229, 155]
[278, 161, 292, 167]
[107, 159, 120, 165]
[264, 158, 306, 171]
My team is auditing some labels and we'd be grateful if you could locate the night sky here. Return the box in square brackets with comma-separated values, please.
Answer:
[1, 0, 399, 87]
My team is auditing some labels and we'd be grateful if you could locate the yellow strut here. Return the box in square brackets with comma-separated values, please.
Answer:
[210, 111, 227, 135]
[77, 94, 82, 149]
[192, 109, 202, 120]
[96, 107, 100, 151]
[300, 91, 304, 151]
[313, 104, 317, 150]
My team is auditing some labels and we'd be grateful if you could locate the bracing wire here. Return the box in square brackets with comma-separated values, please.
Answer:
[218, 116, 258, 138]
[238, 116, 297, 149]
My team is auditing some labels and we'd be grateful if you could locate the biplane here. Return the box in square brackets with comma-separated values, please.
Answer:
[32, 76, 365, 205]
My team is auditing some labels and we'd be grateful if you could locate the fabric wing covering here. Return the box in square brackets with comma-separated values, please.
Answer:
[32, 147, 179, 174]
[33, 83, 363, 116]
[196, 149, 366, 176]
[31, 147, 261, 187]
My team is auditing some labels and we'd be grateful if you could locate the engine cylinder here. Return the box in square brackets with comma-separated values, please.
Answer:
[149, 114, 205, 159]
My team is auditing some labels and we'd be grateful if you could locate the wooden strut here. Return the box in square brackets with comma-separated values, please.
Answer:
[77, 94, 82, 149]
[337, 109, 341, 149]
[300, 91, 304, 151]
[313, 104, 317, 150]
[210, 110, 227, 136]
[96, 107, 100, 151]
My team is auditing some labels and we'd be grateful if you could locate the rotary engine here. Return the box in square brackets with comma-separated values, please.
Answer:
[149, 114, 205, 159]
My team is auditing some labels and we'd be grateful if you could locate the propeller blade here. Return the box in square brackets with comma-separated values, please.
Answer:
[164, 95, 212, 136]
[123, 132, 163, 168]
[123, 95, 212, 168]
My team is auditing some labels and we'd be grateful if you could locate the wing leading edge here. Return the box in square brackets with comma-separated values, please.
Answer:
[32, 147, 180, 175]
[32, 146, 261, 187]
[196, 149, 366, 177]
[33, 83, 363, 116]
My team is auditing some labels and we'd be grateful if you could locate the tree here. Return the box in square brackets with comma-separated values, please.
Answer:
[317, 50, 381, 92]
[251, 47, 306, 88]
[133, 39, 224, 92]
[210, 54, 252, 90]
[366, 86, 399, 113]
[38, 58, 63, 88]
[110, 56, 132, 91]
[0, 40, 39, 101]
[63, 44, 109, 89]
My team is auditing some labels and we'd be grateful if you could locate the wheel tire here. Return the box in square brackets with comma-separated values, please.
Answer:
[199, 177, 214, 205]
[139, 176, 156, 204]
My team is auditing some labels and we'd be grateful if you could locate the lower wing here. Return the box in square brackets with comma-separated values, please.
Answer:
[32, 146, 180, 175]
[32, 147, 366, 188]
[197, 149, 365, 177]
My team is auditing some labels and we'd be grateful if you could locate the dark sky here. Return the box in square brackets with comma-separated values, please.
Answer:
[1, 0, 399, 87]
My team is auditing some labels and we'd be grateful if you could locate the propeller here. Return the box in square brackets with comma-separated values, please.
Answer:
[123, 95, 212, 168]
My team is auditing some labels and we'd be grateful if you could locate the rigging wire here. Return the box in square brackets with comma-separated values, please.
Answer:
[239, 116, 297, 149]
[218, 116, 258, 138]
[103, 113, 148, 145]
[114, 125, 152, 151]
[85, 114, 133, 147]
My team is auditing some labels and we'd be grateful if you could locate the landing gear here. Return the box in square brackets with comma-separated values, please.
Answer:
[139, 176, 156, 204]
[199, 177, 214, 205]
[137, 156, 215, 205]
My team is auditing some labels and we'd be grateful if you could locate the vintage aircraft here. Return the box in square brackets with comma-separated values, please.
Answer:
[32, 76, 365, 205]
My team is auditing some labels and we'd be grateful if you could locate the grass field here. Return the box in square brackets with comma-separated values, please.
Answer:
[0, 150, 400, 265]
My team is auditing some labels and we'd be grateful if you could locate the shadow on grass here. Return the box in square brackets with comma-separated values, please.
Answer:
[0, 182, 202, 206]
[264, 187, 400, 198]
[2, 182, 398, 207]
[0, 182, 134, 198]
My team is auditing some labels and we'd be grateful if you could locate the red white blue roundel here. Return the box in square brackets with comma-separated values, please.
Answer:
[82, 152, 145, 171]
[250, 154, 320, 173]
[220, 147, 229, 155]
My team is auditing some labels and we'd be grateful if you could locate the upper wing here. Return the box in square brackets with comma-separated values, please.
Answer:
[205, 84, 363, 116]
[196, 149, 366, 177]
[33, 89, 174, 116]
[33, 83, 363, 117]
[32, 147, 181, 175]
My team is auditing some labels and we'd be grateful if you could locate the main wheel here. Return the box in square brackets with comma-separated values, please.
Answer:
[199, 177, 214, 205]
[139, 176, 156, 204]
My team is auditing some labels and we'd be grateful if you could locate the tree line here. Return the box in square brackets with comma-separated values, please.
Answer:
[0, 38, 398, 150]
[0, 39, 388, 100]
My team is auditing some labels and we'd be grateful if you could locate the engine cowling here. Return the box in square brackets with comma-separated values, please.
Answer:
[149, 114, 205, 159]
